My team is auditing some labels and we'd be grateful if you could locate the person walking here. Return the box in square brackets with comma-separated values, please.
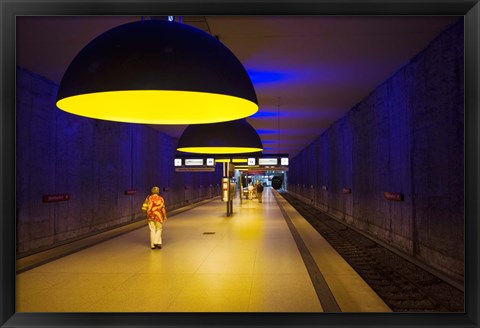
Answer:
[256, 181, 264, 203]
[142, 186, 167, 249]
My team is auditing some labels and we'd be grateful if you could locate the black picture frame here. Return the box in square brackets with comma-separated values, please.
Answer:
[1, 1, 478, 327]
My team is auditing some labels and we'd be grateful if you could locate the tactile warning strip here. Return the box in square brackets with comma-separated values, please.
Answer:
[273, 191, 341, 312]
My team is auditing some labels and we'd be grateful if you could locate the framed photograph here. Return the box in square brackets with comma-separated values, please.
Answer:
[1, 1, 478, 328]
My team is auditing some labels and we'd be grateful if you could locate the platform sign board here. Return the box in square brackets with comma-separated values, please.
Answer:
[206, 158, 215, 166]
[43, 193, 70, 203]
[280, 157, 289, 166]
[384, 191, 403, 201]
[248, 158, 256, 166]
[185, 159, 204, 166]
[222, 178, 229, 201]
[174, 158, 182, 167]
[259, 158, 278, 166]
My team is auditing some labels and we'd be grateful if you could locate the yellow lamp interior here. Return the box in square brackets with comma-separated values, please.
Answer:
[57, 90, 258, 124]
[177, 147, 263, 154]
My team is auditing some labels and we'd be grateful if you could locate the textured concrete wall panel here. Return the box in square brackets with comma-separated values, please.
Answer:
[288, 18, 464, 280]
[16, 67, 222, 255]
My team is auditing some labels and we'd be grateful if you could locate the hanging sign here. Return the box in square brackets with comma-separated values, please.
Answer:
[174, 158, 182, 167]
[259, 158, 278, 165]
[185, 158, 204, 166]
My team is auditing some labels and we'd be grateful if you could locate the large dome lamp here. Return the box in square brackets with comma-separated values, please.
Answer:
[56, 20, 258, 124]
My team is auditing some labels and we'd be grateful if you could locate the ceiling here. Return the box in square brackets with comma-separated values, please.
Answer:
[16, 15, 458, 158]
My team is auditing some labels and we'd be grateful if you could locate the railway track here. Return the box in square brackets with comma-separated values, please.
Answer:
[280, 192, 464, 312]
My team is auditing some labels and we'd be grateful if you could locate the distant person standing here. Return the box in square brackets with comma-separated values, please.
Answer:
[247, 183, 254, 200]
[142, 186, 167, 249]
[256, 181, 264, 203]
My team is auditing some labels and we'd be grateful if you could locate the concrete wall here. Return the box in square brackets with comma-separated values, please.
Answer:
[16, 67, 223, 256]
[288, 18, 464, 282]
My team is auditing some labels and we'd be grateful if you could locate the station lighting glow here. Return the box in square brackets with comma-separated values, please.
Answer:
[177, 119, 263, 154]
[177, 147, 263, 154]
[57, 91, 258, 124]
[56, 20, 258, 124]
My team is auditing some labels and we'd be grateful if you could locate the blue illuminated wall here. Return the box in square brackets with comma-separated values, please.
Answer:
[16, 68, 222, 255]
[288, 18, 464, 282]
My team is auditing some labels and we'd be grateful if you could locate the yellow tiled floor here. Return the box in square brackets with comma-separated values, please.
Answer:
[17, 188, 391, 313]
[274, 192, 391, 312]
[16, 188, 323, 312]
